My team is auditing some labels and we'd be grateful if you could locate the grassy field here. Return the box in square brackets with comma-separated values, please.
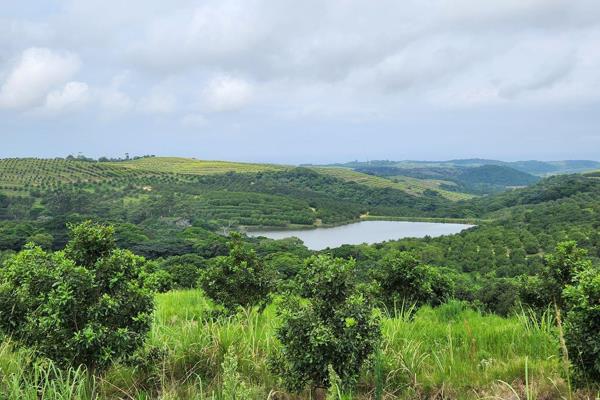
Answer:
[311, 167, 473, 201]
[0, 290, 580, 399]
[110, 157, 288, 175]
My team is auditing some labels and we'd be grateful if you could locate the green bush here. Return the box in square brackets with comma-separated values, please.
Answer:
[0, 221, 154, 370]
[159, 254, 206, 289]
[520, 241, 594, 313]
[143, 268, 174, 293]
[199, 233, 273, 311]
[376, 251, 454, 307]
[543, 241, 592, 308]
[271, 255, 381, 392]
[477, 277, 520, 316]
[563, 266, 600, 383]
[169, 264, 201, 289]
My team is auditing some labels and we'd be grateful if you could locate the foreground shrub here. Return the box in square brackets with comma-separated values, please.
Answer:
[0, 221, 154, 370]
[271, 255, 381, 392]
[542, 241, 592, 308]
[199, 233, 273, 311]
[563, 266, 600, 383]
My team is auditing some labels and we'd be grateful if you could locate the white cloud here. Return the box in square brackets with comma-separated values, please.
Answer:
[2, 1, 600, 131]
[0, 47, 80, 110]
[97, 73, 134, 113]
[203, 76, 254, 112]
[43, 81, 89, 113]
[138, 91, 177, 114]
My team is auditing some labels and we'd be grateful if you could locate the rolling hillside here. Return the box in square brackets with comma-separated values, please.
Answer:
[0, 158, 162, 193]
[0, 157, 474, 202]
[109, 157, 287, 175]
[109, 157, 471, 200]
[455, 165, 540, 186]
[310, 167, 473, 200]
[315, 158, 600, 176]
[0, 157, 474, 242]
[0, 157, 286, 193]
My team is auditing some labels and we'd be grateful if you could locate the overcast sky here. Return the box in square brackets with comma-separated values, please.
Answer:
[1, 0, 599, 164]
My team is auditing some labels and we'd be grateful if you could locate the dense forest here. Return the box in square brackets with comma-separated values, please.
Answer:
[0, 157, 599, 399]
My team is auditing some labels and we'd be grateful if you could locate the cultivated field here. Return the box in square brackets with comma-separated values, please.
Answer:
[111, 157, 288, 176]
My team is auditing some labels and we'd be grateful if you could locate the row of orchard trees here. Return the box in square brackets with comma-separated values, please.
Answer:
[0, 222, 599, 393]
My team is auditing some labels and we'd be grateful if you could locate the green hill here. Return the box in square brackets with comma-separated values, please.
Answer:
[0, 157, 474, 202]
[313, 158, 600, 177]
[351, 164, 539, 195]
[309, 167, 473, 200]
[0, 158, 469, 249]
[456, 165, 539, 186]
[584, 170, 600, 177]
[0, 158, 162, 193]
[109, 157, 287, 175]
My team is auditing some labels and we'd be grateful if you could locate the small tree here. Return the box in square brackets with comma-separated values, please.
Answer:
[270, 255, 381, 392]
[199, 233, 273, 311]
[521, 241, 593, 312]
[0, 221, 154, 370]
[563, 266, 600, 383]
[542, 241, 592, 308]
[169, 264, 201, 289]
[376, 251, 454, 307]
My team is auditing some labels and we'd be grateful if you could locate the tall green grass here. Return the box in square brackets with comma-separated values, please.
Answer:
[0, 291, 573, 399]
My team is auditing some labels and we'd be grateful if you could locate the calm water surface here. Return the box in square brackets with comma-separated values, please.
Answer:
[248, 220, 473, 250]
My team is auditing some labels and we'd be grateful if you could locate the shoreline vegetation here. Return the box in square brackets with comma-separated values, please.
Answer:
[360, 215, 487, 224]
[240, 215, 485, 233]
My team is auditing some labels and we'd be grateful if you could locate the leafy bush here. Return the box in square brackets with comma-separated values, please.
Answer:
[563, 266, 600, 383]
[169, 264, 201, 289]
[143, 268, 174, 293]
[199, 233, 273, 310]
[0, 221, 154, 370]
[520, 241, 593, 312]
[159, 254, 206, 289]
[271, 255, 381, 392]
[477, 277, 520, 316]
[542, 241, 592, 308]
[376, 251, 454, 307]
